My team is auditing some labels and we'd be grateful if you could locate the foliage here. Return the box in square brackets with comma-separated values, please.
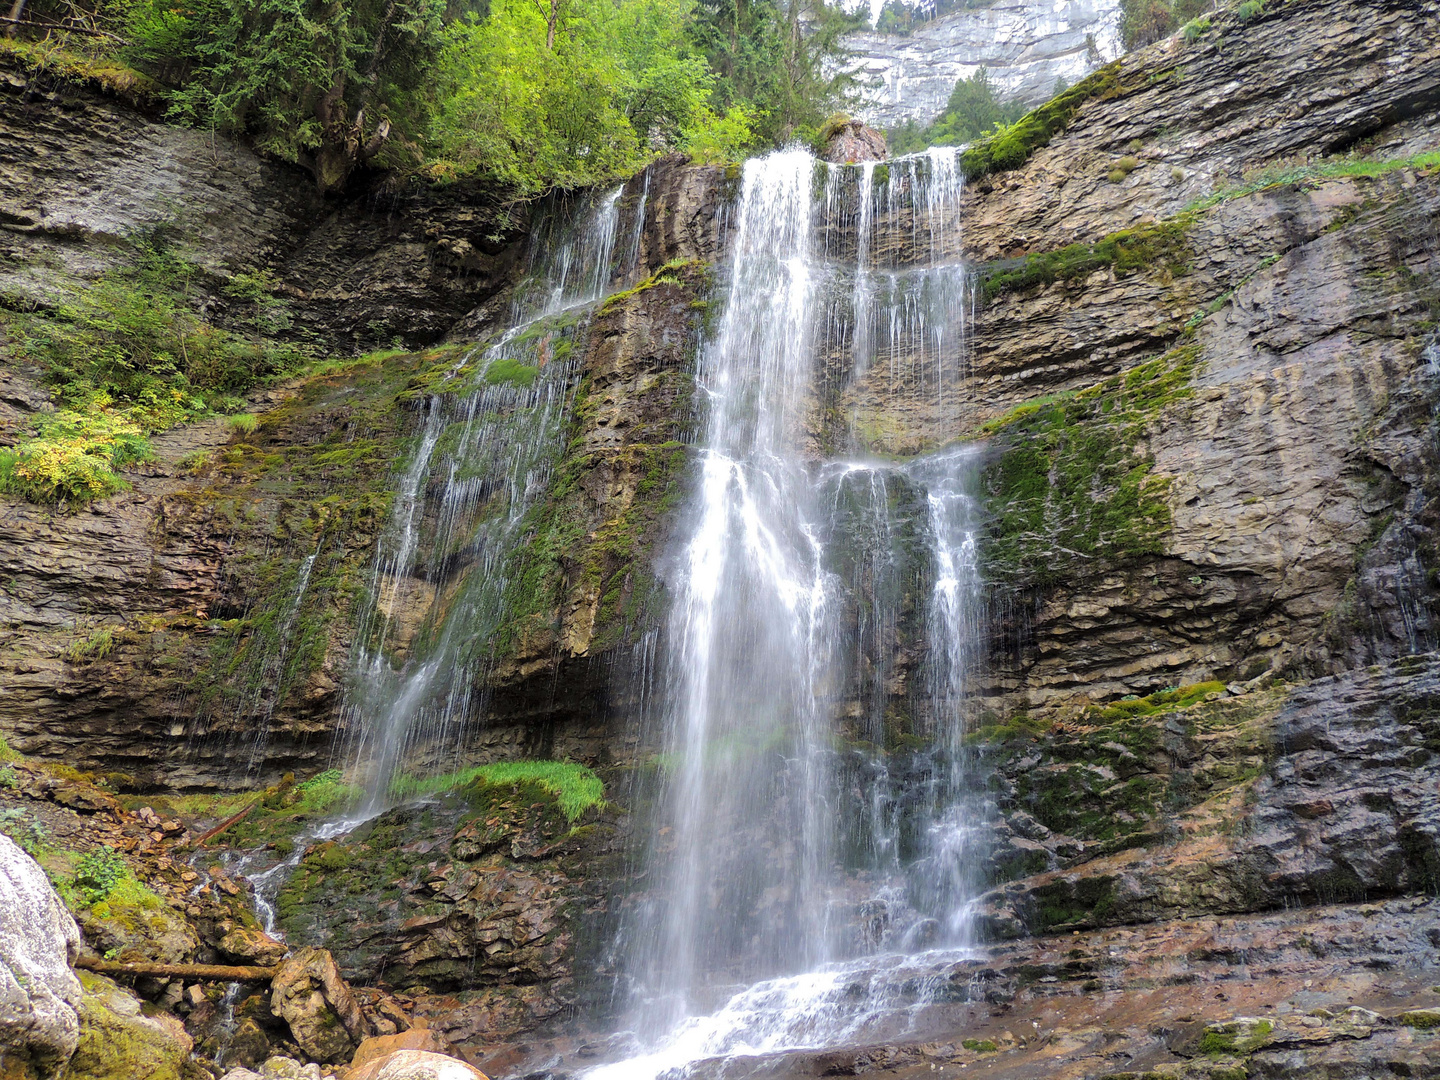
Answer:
[429, 0, 710, 193]
[1119, 0, 1215, 50]
[0, 239, 306, 504]
[393, 759, 604, 820]
[687, 0, 859, 149]
[0, 738, 20, 764]
[66, 627, 118, 663]
[959, 61, 1120, 181]
[123, 0, 446, 191]
[13, 0, 852, 194]
[74, 847, 131, 904]
[680, 102, 758, 165]
[0, 411, 153, 503]
[887, 67, 1028, 155]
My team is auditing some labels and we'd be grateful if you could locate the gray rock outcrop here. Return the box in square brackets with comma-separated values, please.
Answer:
[0, 834, 82, 1078]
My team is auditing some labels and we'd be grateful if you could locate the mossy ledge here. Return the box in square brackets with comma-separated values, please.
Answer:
[976, 219, 1193, 303]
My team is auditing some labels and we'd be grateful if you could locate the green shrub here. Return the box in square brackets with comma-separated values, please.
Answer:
[0, 411, 154, 503]
[74, 847, 130, 904]
[1236, 0, 1264, 21]
[1182, 16, 1211, 40]
[227, 413, 258, 436]
[65, 628, 117, 663]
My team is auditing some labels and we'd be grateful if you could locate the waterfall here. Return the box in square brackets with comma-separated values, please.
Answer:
[598, 147, 984, 1077]
[338, 186, 624, 809]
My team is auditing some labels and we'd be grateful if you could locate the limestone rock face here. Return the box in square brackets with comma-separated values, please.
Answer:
[0, 835, 82, 1078]
[269, 948, 371, 1064]
[842, 0, 1123, 127]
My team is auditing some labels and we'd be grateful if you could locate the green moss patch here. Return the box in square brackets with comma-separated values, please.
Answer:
[980, 343, 1201, 586]
[977, 219, 1191, 303]
[1085, 681, 1226, 723]
[393, 760, 603, 821]
[961, 62, 1125, 182]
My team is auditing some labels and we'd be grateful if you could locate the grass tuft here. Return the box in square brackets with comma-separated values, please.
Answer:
[393, 760, 603, 822]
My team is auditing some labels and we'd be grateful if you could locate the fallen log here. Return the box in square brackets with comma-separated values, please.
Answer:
[194, 799, 260, 847]
[75, 957, 280, 982]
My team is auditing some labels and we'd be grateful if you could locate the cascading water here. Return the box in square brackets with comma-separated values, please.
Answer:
[594, 148, 986, 1078]
[212, 188, 630, 937]
[338, 187, 624, 808]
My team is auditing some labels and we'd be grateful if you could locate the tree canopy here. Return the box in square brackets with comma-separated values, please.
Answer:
[8, 0, 858, 194]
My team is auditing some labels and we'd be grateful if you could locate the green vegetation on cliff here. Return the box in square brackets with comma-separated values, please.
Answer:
[980, 343, 1200, 586]
[977, 219, 1191, 301]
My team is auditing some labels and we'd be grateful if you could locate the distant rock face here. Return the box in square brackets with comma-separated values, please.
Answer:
[0, 835, 82, 1078]
[842, 0, 1123, 128]
[821, 118, 889, 163]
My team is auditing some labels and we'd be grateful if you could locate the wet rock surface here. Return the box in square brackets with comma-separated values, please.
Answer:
[0, 835, 82, 1078]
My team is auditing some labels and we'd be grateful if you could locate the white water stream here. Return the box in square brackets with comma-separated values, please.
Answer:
[593, 148, 985, 1078]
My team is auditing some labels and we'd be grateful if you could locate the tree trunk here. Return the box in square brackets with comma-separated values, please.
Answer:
[75, 957, 280, 982]
[4, 0, 27, 37]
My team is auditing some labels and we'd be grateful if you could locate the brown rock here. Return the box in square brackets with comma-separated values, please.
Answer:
[344, 1050, 487, 1080]
[269, 947, 372, 1064]
[219, 927, 288, 966]
[819, 116, 887, 164]
[345, 1029, 447, 1077]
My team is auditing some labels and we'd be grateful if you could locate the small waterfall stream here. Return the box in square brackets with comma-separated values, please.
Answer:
[594, 148, 985, 1078]
[338, 187, 624, 807]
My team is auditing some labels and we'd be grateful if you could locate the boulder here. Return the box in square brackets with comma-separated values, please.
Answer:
[819, 116, 887, 164]
[218, 928, 288, 967]
[269, 948, 371, 1063]
[258, 1057, 323, 1080]
[64, 971, 193, 1080]
[345, 1029, 446, 1075]
[0, 833, 82, 1078]
[344, 1050, 487, 1080]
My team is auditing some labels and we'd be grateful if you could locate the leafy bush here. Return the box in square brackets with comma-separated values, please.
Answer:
[0, 410, 154, 503]
[1235, 0, 1264, 21]
[74, 847, 130, 904]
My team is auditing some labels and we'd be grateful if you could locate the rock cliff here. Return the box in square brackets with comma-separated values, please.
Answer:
[2, 0, 1440, 1077]
[843, 0, 1123, 128]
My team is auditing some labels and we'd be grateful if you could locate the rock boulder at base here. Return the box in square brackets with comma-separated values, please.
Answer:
[819, 116, 887, 164]
[269, 947, 371, 1063]
[0, 833, 82, 1079]
[218, 927, 288, 967]
[64, 971, 193, 1080]
[345, 1029, 447, 1076]
[344, 1050, 488, 1080]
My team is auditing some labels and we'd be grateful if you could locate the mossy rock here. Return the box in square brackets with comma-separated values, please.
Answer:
[66, 972, 194, 1080]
